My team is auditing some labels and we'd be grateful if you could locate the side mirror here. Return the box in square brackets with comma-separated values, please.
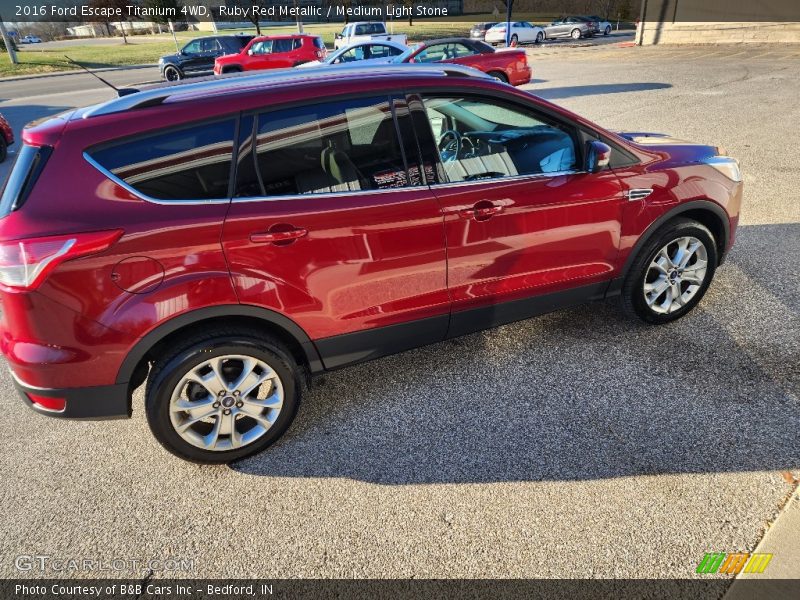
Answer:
[587, 140, 611, 173]
[247, 49, 253, 55]
[335, 33, 342, 39]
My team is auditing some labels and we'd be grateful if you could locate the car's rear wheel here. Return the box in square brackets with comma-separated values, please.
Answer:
[145, 327, 301, 463]
[222, 65, 242, 74]
[0, 137, 6, 163]
[571, 28, 582, 40]
[605, 25, 612, 35]
[489, 70, 509, 83]
[163, 65, 182, 81]
[511, 34, 519, 45]
[536, 31, 544, 43]
[621, 218, 718, 324]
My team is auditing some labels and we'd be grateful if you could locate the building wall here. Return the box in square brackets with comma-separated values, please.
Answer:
[637, 22, 800, 44]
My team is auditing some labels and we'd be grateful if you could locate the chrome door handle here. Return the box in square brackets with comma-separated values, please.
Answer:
[250, 228, 308, 244]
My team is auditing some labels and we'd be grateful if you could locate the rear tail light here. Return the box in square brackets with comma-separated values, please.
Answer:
[27, 393, 66, 412]
[0, 229, 123, 290]
[315, 50, 323, 58]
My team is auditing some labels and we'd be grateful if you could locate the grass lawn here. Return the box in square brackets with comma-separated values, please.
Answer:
[1, 15, 632, 78]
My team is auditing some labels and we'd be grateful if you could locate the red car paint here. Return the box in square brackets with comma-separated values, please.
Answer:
[213, 34, 326, 75]
[0, 113, 13, 146]
[402, 38, 531, 86]
[0, 68, 741, 422]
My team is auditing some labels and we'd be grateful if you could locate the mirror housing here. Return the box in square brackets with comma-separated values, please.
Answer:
[587, 140, 612, 173]
[335, 33, 342, 39]
[247, 49, 254, 55]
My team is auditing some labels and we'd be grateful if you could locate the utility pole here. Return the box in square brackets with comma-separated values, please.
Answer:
[0, 13, 18, 65]
[505, 0, 513, 47]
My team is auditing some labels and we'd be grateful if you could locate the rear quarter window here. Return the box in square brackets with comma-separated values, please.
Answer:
[87, 119, 236, 201]
[0, 144, 51, 218]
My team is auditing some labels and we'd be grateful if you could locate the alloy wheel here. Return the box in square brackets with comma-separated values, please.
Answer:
[168, 355, 284, 451]
[643, 236, 709, 314]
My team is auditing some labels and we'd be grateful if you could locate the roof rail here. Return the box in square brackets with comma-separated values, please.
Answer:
[82, 64, 490, 119]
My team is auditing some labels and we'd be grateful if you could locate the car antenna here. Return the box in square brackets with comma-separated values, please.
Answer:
[63, 56, 139, 97]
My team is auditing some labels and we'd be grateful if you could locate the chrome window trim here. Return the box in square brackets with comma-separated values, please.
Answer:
[428, 169, 583, 190]
[230, 185, 429, 204]
[82, 152, 231, 206]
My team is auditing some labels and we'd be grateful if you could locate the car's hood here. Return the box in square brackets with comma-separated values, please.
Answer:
[617, 131, 721, 162]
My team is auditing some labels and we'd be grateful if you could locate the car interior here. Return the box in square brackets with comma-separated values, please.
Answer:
[422, 96, 578, 182]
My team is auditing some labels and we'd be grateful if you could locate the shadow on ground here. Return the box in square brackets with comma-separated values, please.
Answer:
[534, 82, 672, 100]
[232, 224, 799, 484]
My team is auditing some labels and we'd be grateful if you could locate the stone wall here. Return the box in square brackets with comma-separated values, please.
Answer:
[636, 22, 800, 45]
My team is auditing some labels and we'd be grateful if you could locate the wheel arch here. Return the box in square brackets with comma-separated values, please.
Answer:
[117, 305, 324, 388]
[619, 199, 730, 280]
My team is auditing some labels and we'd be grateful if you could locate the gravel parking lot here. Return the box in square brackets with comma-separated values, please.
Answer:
[0, 44, 798, 582]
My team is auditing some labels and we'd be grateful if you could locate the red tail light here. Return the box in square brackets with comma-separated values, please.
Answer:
[0, 229, 123, 291]
[315, 50, 323, 58]
[27, 393, 66, 412]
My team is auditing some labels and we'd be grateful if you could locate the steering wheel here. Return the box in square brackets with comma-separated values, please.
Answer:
[438, 129, 462, 161]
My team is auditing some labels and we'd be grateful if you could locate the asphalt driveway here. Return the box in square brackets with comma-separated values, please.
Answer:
[0, 44, 797, 581]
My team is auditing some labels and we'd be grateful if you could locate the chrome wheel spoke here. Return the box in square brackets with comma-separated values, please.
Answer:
[240, 391, 282, 414]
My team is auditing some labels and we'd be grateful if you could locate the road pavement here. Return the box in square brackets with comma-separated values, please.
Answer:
[0, 44, 797, 584]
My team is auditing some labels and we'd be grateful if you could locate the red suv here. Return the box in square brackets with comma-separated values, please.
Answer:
[0, 65, 742, 463]
[214, 34, 327, 75]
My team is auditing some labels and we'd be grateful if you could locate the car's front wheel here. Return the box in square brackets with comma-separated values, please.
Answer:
[0, 137, 6, 163]
[622, 218, 718, 324]
[605, 25, 612, 35]
[163, 65, 182, 81]
[536, 31, 544, 43]
[145, 327, 301, 463]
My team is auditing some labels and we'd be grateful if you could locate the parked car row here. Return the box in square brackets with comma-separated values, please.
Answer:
[159, 28, 532, 88]
[471, 15, 615, 44]
[0, 113, 13, 163]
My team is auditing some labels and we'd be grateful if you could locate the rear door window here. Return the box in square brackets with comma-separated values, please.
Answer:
[87, 119, 237, 201]
[272, 39, 294, 53]
[236, 96, 419, 197]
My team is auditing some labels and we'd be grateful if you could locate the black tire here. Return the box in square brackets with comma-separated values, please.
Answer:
[571, 28, 582, 40]
[163, 65, 182, 82]
[511, 34, 519, 45]
[535, 31, 544, 44]
[489, 70, 509, 84]
[605, 25, 612, 36]
[222, 66, 242, 74]
[0, 137, 6, 163]
[621, 218, 718, 324]
[145, 327, 302, 463]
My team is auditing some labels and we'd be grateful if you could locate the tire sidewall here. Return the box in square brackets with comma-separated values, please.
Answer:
[626, 221, 718, 324]
[0, 137, 6, 163]
[146, 338, 299, 463]
[163, 65, 182, 81]
[571, 29, 581, 39]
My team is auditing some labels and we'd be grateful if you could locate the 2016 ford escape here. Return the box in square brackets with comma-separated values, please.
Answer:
[0, 65, 742, 462]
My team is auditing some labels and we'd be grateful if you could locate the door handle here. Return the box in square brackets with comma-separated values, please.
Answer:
[457, 202, 504, 221]
[250, 227, 308, 244]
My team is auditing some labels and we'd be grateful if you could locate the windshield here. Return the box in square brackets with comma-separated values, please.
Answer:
[394, 44, 422, 63]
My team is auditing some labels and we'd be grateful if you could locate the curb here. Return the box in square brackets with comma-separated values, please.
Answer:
[1, 63, 158, 83]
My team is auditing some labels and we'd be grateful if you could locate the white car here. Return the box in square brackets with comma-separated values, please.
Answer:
[484, 21, 544, 46]
[21, 35, 43, 44]
[298, 40, 409, 68]
[334, 22, 408, 51]
[587, 15, 614, 36]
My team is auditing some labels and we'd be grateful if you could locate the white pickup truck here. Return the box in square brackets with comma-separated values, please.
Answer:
[333, 22, 408, 50]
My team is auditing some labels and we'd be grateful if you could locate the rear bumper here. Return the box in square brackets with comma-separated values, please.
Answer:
[12, 371, 130, 420]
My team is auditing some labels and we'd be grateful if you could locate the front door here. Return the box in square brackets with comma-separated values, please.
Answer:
[412, 92, 626, 336]
[222, 95, 450, 368]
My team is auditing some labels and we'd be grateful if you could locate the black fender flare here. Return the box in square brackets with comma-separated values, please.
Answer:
[116, 305, 324, 385]
[608, 199, 730, 296]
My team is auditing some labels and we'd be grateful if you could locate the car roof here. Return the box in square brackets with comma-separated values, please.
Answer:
[420, 37, 477, 45]
[81, 64, 492, 119]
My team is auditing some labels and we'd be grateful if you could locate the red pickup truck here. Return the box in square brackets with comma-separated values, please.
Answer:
[399, 37, 531, 86]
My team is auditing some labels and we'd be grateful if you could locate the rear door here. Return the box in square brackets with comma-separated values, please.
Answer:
[270, 38, 297, 68]
[410, 92, 625, 336]
[222, 95, 449, 368]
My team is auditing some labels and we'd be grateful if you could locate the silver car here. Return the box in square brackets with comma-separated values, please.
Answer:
[542, 17, 594, 40]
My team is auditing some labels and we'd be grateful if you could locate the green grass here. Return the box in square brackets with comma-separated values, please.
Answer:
[1, 15, 631, 78]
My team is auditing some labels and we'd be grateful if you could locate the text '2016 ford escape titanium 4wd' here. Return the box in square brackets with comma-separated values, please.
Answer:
[0, 65, 742, 463]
